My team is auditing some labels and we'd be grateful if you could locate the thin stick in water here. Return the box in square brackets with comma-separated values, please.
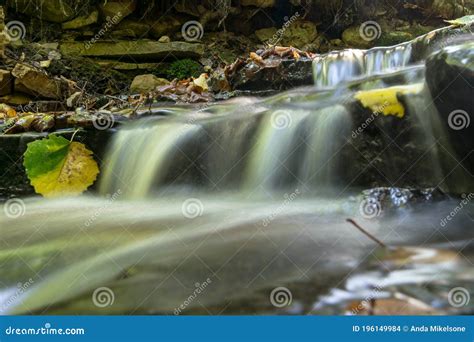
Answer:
[346, 218, 387, 249]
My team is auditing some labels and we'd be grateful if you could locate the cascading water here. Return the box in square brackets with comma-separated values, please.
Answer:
[2, 29, 473, 315]
[313, 44, 413, 88]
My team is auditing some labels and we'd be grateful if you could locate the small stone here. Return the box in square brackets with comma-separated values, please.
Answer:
[159, 35, 171, 43]
[130, 74, 170, 94]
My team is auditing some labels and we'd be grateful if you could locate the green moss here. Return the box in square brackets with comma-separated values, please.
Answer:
[166, 59, 202, 80]
[377, 31, 414, 46]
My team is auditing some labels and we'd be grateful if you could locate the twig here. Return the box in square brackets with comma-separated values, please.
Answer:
[346, 218, 387, 248]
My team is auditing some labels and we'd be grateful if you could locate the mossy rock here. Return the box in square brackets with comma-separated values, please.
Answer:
[166, 59, 202, 80]
[378, 31, 414, 47]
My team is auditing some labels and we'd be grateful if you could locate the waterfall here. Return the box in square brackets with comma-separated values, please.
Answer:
[100, 121, 201, 198]
[99, 104, 353, 197]
[313, 44, 414, 88]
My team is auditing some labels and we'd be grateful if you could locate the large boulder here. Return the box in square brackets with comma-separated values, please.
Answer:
[426, 42, 474, 174]
[6, 0, 90, 23]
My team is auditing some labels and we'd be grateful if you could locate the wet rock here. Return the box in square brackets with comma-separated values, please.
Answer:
[0, 69, 13, 96]
[130, 74, 170, 94]
[12, 63, 73, 100]
[426, 42, 474, 174]
[229, 57, 314, 91]
[60, 41, 204, 60]
[360, 187, 445, 213]
[99, 0, 136, 24]
[62, 10, 99, 30]
[6, 0, 89, 23]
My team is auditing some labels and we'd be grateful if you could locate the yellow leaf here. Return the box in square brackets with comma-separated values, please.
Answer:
[193, 73, 209, 91]
[24, 136, 99, 198]
[354, 84, 423, 118]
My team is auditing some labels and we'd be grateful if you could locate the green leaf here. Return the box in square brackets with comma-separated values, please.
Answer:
[23, 135, 100, 198]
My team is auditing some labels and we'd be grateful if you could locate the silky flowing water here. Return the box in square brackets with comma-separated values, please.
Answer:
[1, 34, 473, 315]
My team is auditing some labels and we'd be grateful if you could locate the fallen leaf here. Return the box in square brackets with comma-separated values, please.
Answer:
[193, 73, 209, 91]
[23, 135, 99, 198]
[445, 15, 474, 27]
[354, 84, 423, 118]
